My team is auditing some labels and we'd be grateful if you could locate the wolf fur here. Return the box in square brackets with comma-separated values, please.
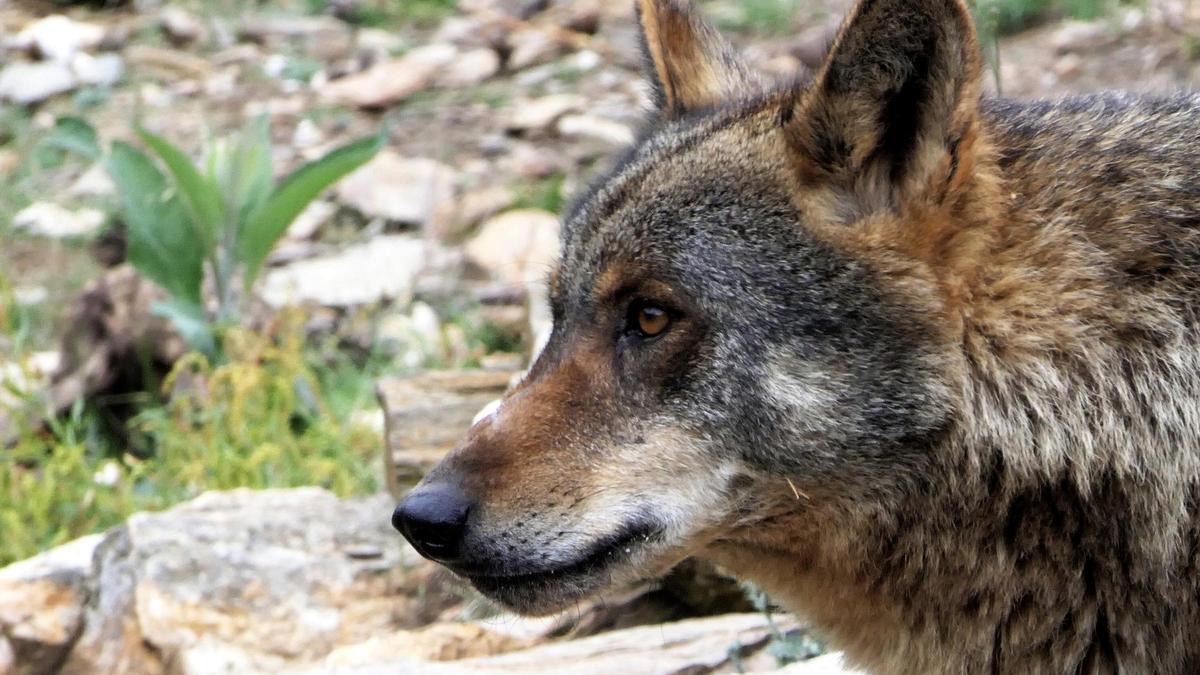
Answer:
[398, 0, 1200, 672]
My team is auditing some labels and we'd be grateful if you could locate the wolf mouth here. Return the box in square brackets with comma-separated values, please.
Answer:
[462, 522, 662, 594]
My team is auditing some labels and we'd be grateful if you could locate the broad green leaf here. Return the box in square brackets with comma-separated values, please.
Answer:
[41, 117, 101, 162]
[152, 299, 216, 356]
[228, 115, 274, 227]
[136, 127, 224, 252]
[106, 142, 205, 306]
[238, 132, 382, 288]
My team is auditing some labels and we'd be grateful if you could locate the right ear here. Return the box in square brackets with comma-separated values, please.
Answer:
[636, 0, 764, 118]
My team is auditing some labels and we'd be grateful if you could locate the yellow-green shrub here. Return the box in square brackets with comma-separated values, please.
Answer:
[0, 312, 381, 567]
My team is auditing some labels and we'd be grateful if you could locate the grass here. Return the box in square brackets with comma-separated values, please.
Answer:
[513, 173, 567, 214]
[706, 0, 809, 35]
[972, 0, 1127, 37]
[0, 311, 384, 567]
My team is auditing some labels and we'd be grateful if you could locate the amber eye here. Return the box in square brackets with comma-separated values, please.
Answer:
[633, 304, 670, 338]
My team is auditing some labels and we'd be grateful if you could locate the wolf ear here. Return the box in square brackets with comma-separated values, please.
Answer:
[636, 0, 763, 117]
[785, 0, 983, 211]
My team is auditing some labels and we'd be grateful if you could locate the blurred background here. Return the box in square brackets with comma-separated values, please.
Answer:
[1, 0, 1199, 672]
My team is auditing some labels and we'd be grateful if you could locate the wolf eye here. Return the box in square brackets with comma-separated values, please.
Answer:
[628, 303, 670, 339]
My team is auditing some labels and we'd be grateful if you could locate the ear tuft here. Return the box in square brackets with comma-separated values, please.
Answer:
[636, 0, 764, 117]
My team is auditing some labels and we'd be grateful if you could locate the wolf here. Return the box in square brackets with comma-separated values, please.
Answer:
[392, 0, 1200, 671]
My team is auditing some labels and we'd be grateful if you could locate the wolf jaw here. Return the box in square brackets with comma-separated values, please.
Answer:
[394, 0, 1200, 672]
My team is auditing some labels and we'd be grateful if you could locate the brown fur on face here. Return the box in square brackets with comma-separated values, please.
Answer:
[399, 0, 1200, 672]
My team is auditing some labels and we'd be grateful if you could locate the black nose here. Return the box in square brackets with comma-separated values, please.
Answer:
[392, 483, 471, 563]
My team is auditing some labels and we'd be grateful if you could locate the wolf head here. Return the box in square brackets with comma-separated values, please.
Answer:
[394, 0, 987, 614]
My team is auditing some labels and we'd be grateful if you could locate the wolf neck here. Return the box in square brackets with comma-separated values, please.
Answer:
[708, 97, 1200, 674]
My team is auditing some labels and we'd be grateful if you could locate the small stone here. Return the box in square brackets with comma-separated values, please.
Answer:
[319, 43, 457, 109]
[161, 7, 207, 45]
[292, 118, 325, 149]
[261, 236, 459, 307]
[126, 45, 213, 80]
[507, 27, 564, 71]
[557, 114, 635, 147]
[70, 52, 124, 87]
[11, 15, 106, 64]
[0, 61, 76, 105]
[504, 143, 560, 179]
[13, 203, 105, 238]
[1052, 21, 1113, 54]
[335, 151, 457, 226]
[435, 48, 501, 88]
[505, 93, 584, 133]
[428, 185, 516, 243]
[0, 150, 19, 177]
[1053, 53, 1084, 81]
[69, 164, 116, 197]
[287, 200, 337, 240]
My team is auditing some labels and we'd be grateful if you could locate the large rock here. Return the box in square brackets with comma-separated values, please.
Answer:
[260, 236, 463, 308]
[335, 151, 457, 227]
[377, 368, 519, 496]
[0, 535, 102, 675]
[287, 613, 852, 674]
[0, 62, 77, 105]
[53, 489, 459, 673]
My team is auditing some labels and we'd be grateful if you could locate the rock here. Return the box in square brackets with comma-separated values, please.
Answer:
[1054, 53, 1084, 81]
[260, 236, 462, 307]
[557, 114, 635, 148]
[435, 48, 501, 89]
[465, 209, 560, 286]
[290, 613, 816, 674]
[0, 150, 20, 177]
[286, 200, 337, 240]
[292, 118, 325, 149]
[69, 52, 124, 87]
[377, 368, 519, 496]
[0, 61, 76, 105]
[432, 16, 506, 50]
[57, 488, 461, 673]
[377, 302, 445, 368]
[13, 203, 105, 239]
[1051, 20, 1114, 54]
[506, 27, 564, 71]
[125, 45, 212, 80]
[335, 151, 457, 226]
[505, 94, 584, 133]
[320, 44, 458, 109]
[428, 185, 516, 243]
[9, 15, 106, 64]
[504, 143, 560, 179]
[0, 534, 102, 675]
[237, 15, 350, 52]
[323, 623, 530, 666]
[160, 8, 207, 45]
[68, 165, 116, 198]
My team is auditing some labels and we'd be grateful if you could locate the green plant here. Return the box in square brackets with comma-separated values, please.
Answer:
[0, 313, 382, 567]
[50, 115, 382, 357]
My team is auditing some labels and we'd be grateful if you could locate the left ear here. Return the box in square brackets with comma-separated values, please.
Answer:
[636, 0, 765, 118]
[785, 0, 983, 212]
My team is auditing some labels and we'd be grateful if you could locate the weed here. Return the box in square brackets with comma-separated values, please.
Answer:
[49, 115, 381, 358]
[0, 312, 382, 567]
[513, 173, 566, 214]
